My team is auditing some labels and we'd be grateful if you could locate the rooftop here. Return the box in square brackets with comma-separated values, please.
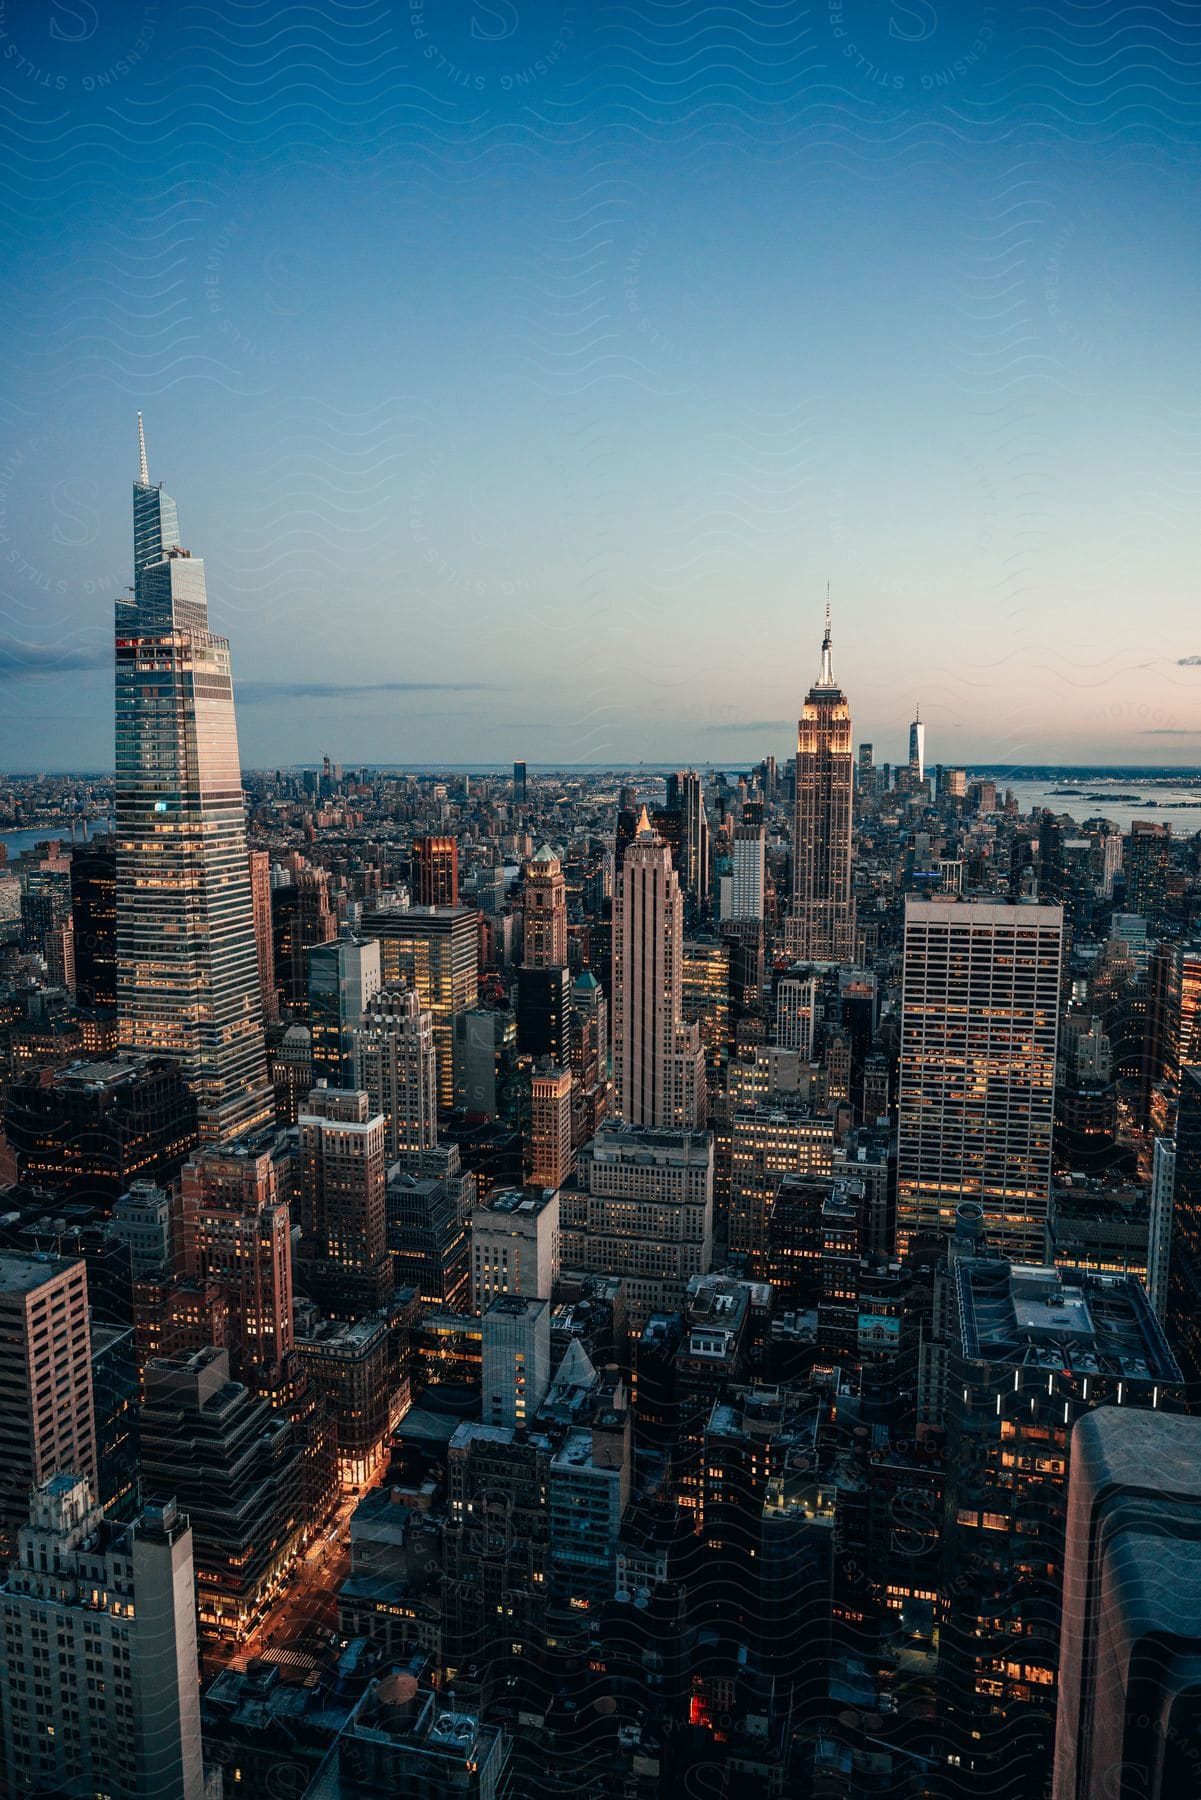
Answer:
[955, 1260, 1182, 1383]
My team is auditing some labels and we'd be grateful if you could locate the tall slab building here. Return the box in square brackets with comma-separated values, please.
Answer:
[897, 899, 1063, 1258]
[116, 419, 271, 1142]
[792, 607, 855, 962]
[613, 809, 704, 1130]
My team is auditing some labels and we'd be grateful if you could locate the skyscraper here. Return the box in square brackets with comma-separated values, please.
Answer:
[412, 835, 460, 908]
[0, 1477, 204, 1800]
[181, 1132, 294, 1381]
[308, 933, 381, 1086]
[907, 702, 925, 783]
[70, 835, 116, 1008]
[613, 808, 705, 1130]
[248, 848, 278, 1024]
[792, 607, 854, 962]
[665, 769, 709, 906]
[116, 419, 271, 1143]
[360, 903, 478, 1109]
[352, 984, 439, 1158]
[897, 899, 1062, 1258]
[297, 1087, 391, 1317]
[522, 846, 568, 968]
[0, 1252, 97, 1548]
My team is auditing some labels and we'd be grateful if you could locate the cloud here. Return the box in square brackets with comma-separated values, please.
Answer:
[1178, 657, 1201, 667]
[238, 679, 491, 703]
[0, 637, 109, 678]
[1137, 728, 1201, 736]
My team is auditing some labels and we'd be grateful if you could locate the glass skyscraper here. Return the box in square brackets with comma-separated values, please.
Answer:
[115, 418, 271, 1142]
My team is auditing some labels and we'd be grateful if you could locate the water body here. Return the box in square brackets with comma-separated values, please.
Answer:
[987, 780, 1201, 835]
[0, 819, 113, 860]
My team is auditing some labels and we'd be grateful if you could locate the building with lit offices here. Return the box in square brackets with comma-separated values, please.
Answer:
[116, 419, 271, 1142]
[897, 898, 1062, 1260]
[792, 609, 855, 963]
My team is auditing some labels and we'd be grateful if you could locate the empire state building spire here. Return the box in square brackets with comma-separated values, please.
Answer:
[792, 599, 855, 963]
[819, 594, 834, 686]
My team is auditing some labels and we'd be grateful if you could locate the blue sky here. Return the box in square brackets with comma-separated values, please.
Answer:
[1, 0, 1199, 770]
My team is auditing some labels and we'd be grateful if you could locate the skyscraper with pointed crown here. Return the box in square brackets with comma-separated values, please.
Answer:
[116, 418, 271, 1142]
[791, 603, 855, 962]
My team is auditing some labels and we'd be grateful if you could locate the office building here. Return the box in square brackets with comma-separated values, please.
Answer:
[297, 1088, 391, 1318]
[412, 835, 460, 908]
[613, 808, 705, 1130]
[515, 962, 571, 1065]
[482, 1293, 551, 1429]
[775, 971, 818, 1056]
[939, 1260, 1181, 1793]
[70, 835, 116, 1008]
[139, 1347, 304, 1642]
[5, 1053, 198, 1205]
[248, 848, 278, 1024]
[560, 1123, 714, 1329]
[352, 984, 438, 1158]
[181, 1132, 294, 1380]
[111, 1179, 173, 1279]
[116, 421, 271, 1142]
[513, 760, 527, 805]
[0, 1476, 203, 1800]
[0, 1252, 97, 1547]
[897, 900, 1062, 1259]
[308, 933, 381, 1086]
[1148, 1135, 1175, 1321]
[294, 1314, 391, 1489]
[792, 609, 855, 962]
[529, 1061, 574, 1190]
[360, 903, 478, 1109]
[723, 823, 766, 924]
[1054, 1408, 1201, 1800]
[386, 1145, 472, 1311]
[273, 869, 336, 1013]
[522, 845, 567, 968]
[470, 1184, 560, 1313]
[1124, 820, 1172, 923]
[665, 769, 709, 905]
[728, 1105, 834, 1277]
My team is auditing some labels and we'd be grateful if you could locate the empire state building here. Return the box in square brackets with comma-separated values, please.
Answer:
[115, 418, 272, 1142]
[791, 608, 855, 963]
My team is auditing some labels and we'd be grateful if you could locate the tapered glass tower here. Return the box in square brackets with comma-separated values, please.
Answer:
[792, 606, 855, 962]
[116, 418, 271, 1142]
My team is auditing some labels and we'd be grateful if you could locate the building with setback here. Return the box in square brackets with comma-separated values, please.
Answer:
[116, 420, 271, 1142]
[0, 1475, 204, 1800]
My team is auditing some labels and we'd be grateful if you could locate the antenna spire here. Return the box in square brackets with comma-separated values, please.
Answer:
[137, 412, 149, 485]
[819, 586, 834, 685]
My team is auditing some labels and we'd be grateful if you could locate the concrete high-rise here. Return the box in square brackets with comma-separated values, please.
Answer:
[359, 902, 478, 1110]
[724, 823, 766, 924]
[522, 846, 568, 968]
[352, 984, 438, 1159]
[116, 419, 271, 1143]
[613, 808, 705, 1130]
[248, 848, 279, 1024]
[897, 899, 1062, 1259]
[413, 836, 460, 908]
[792, 607, 855, 962]
[0, 1476, 204, 1800]
[181, 1132, 294, 1380]
[297, 1087, 391, 1317]
[0, 1252, 98, 1548]
[529, 1061, 574, 1191]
